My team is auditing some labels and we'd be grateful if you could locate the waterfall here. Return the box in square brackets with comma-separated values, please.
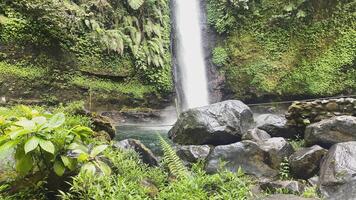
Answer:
[173, 0, 209, 110]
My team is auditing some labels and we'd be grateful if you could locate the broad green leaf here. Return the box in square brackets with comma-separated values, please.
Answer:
[16, 119, 35, 130]
[68, 143, 88, 152]
[16, 154, 33, 175]
[39, 139, 55, 154]
[47, 113, 65, 129]
[127, 0, 144, 10]
[81, 162, 96, 175]
[96, 160, 111, 175]
[54, 160, 65, 176]
[0, 135, 8, 145]
[77, 153, 89, 162]
[72, 126, 93, 138]
[9, 129, 31, 140]
[61, 155, 76, 171]
[32, 116, 47, 125]
[24, 136, 40, 154]
[0, 140, 20, 155]
[90, 145, 108, 158]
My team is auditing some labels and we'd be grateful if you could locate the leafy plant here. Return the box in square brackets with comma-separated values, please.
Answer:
[279, 157, 291, 180]
[158, 134, 188, 179]
[127, 0, 145, 10]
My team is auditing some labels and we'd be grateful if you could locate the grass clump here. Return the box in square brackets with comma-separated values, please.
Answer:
[0, 62, 47, 81]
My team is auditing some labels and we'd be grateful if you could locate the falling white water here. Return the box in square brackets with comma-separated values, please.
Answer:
[174, 0, 209, 109]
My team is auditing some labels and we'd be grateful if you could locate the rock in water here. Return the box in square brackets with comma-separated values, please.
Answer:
[114, 139, 158, 167]
[305, 116, 356, 148]
[256, 114, 299, 138]
[205, 140, 278, 177]
[319, 142, 356, 200]
[168, 100, 254, 145]
[289, 145, 327, 179]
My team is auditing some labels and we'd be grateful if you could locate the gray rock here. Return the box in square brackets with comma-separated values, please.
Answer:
[205, 138, 293, 178]
[113, 139, 158, 166]
[319, 141, 356, 200]
[168, 100, 254, 145]
[308, 176, 319, 187]
[242, 128, 271, 142]
[259, 137, 295, 169]
[289, 145, 327, 179]
[260, 180, 305, 194]
[305, 116, 356, 148]
[256, 114, 299, 138]
[205, 140, 278, 177]
[259, 194, 317, 200]
[176, 145, 211, 163]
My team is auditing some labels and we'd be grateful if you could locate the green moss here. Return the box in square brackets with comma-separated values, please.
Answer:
[0, 62, 47, 80]
[211, 0, 356, 99]
[71, 76, 155, 99]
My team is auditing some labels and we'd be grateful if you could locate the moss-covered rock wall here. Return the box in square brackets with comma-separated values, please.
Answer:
[0, 0, 172, 109]
[207, 0, 355, 102]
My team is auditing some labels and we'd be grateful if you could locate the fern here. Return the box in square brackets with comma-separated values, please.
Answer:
[157, 134, 189, 179]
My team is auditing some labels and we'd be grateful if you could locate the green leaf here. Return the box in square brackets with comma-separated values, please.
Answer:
[47, 113, 65, 129]
[9, 129, 31, 140]
[68, 143, 88, 153]
[0, 140, 19, 156]
[81, 162, 96, 175]
[96, 160, 111, 175]
[77, 153, 89, 162]
[39, 139, 55, 154]
[72, 126, 93, 139]
[16, 154, 33, 175]
[32, 116, 47, 126]
[90, 145, 108, 158]
[54, 160, 65, 176]
[24, 136, 40, 154]
[16, 119, 35, 130]
[61, 155, 76, 171]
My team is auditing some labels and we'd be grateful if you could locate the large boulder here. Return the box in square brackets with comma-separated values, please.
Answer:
[242, 128, 271, 142]
[205, 140, 277, 177]
[259, 137, 295, 169]
[319, 142, 356, 200]
[256, 114, 299, 138]
[289, 145, 327, 179]
[176, 145, 211, 164]
[168, 100, 254, 145]
[113, 139, 158, 167]
[305, 116, 356, 148]
[205, 138, 293, 178]
[260, 180, 305, 194]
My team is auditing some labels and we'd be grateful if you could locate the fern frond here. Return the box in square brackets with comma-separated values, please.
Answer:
[157, 134, 189, 179]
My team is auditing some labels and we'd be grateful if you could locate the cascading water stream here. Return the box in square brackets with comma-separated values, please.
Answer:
[174, 0, 209, 110]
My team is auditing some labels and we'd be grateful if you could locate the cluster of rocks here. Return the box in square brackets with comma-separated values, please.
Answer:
[167, 99, 356, 200]
[286, 98, 356, 129]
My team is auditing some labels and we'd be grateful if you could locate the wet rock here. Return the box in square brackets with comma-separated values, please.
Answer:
[289, 145, 327, 179]
[259, 194, 317, 200]
[176, 145, 211, 163]
[305, 116, 356, 148]
[205, 140, 278, 177]
[114, 139, 158, 166]
[308, 176, 319, 187]
[259, 137, 295, 169]
[89, 113, 116, 139]
[319, 141, 356, 200]
[169, 100, 254, 145]
[242, 128, 271, 142]
[260, 180, 305, 194]
[256, 114, 299, 138]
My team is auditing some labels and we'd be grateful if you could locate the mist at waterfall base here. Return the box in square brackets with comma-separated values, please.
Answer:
[175, 0, 209, 110]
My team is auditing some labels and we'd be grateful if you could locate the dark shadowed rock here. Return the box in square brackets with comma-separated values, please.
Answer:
[259, 137, 295, 169]
[256, 114, 299, 138]
[91, 114, 116, 139]
[319, 141, 356, 200]
[205, 140, 278, 177]
[305, 116, 356, 148]
[176, 145, 211, 164]
[242, 128, 271, 142]
[258, 194, 317, 200]
[260, 180, 305, 194]
[289, 145, 327, 179]
[114, 139, 158, 167]
[168, 100, 254, 145]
